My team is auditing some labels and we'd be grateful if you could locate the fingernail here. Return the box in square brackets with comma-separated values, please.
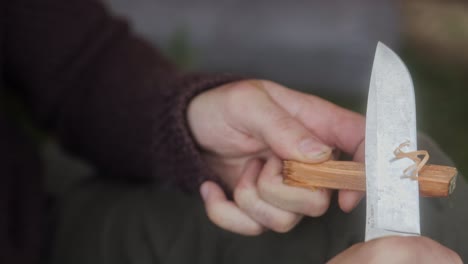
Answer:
[200, 184, 210, 200]
[298, 138, 331, 161]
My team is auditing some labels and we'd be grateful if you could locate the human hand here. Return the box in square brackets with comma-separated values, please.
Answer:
[187, 80, 365, 235]
[327, 236, 462, 264]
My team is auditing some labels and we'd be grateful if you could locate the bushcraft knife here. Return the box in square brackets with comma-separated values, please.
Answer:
[282, 42, 458, 241]
[365, 42, 420, 241]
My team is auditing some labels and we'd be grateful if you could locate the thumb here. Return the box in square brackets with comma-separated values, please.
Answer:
[244, 90, 332, 162]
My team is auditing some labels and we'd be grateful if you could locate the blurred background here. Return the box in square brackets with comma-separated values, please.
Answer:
[11, 0, 464, 193]
[105, 0, 399, 96]
[103, 0, 468, 176]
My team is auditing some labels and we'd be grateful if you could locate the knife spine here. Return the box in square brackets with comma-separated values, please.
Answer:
[283, 160, 457, 197]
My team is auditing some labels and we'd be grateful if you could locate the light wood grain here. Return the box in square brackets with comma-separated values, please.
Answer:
[283, 160, 457, 197]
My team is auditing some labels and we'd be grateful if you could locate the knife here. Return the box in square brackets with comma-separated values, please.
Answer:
[364, 42, 420, 240]
[282, 42, 458, 238]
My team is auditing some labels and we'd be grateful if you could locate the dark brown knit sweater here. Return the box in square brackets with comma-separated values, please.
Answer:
[0, 0, 240, 262]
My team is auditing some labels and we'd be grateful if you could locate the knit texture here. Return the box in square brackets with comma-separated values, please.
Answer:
[0, 0, 243, 262]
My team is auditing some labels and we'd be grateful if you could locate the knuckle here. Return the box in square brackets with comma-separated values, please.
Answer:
[367, 236, 459, 263]
[233, 183, 251, 206]
[250, 201, 277, 229]
[251, 201, 298, 233]
[368, 237, 416, 262]
[205, 203, 225, 228]
[205, 196, 265, 236]
[270, 214, 299, 233]
[452, 253, 464, 264]
[224, 81, 263, 118]
[270, 114, 297, 134]
[416, 237, 463, 264]
[246, 225, 265, 236]
[303, 191, 331, 216]
[257, 172, 276, 195]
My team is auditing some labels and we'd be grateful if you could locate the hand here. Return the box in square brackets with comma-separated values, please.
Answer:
[187, 80, 365, 235]
[327, 236, 462, 264]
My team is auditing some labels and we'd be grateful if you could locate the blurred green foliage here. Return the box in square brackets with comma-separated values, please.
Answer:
[165, 27, 196, 70]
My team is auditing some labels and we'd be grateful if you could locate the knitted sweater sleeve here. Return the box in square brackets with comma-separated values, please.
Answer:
[4, 0, 242, 192]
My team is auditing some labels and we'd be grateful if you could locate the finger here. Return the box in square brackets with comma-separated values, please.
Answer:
[339, 141, 366, 212]
[231, 83, 332, 163]
[338, 190, 364, 213]
[200, 181, 263, 236]
[257, 156, 332, 217]
[234, 159, 302, 233]
[262, 81, 365, 156]
[327, 236, 463, 264]
[260, 81, 366, 212]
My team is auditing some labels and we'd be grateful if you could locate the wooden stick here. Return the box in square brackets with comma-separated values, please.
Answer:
[283, 160, 457, 197]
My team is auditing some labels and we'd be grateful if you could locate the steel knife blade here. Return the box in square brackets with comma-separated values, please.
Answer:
[365, 42, 421, 241]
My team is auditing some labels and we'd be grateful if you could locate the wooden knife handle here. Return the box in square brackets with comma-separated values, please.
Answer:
[283, 160, 457, 197]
